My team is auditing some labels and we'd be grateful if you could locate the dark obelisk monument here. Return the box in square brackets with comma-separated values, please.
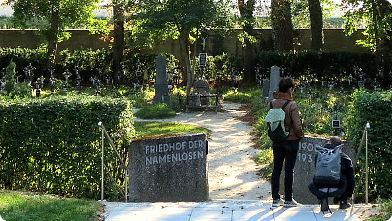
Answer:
[154, 55, 170, 103]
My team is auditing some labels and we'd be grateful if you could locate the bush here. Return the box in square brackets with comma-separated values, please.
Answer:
[0, 95, 134, 200]
[134, 102, 176, 119]
[347, 89, 392, 201]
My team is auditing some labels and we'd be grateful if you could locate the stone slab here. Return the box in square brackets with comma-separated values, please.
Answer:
[129, 133, 209, 202]
[268, 66, 280, 101]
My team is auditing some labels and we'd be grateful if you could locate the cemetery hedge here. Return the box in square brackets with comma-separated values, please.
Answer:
[0, 47, 382, 87]
[0, 95, 134, 200]
[347, 89, 392, 201]
[0, 48, 157, 84]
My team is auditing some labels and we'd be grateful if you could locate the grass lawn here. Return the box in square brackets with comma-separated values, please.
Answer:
[134, 121, 210, 138]
[0, 191, 102, 221]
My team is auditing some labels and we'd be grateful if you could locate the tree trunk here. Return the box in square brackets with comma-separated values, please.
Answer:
[113, 2, 125, 85]
[238, 0, 256, 85]
[178, 30, 193, 96]
[374, 0, 392, 87]
[308, 0, 323, 51]
[271, 0, 294, 51]
[47, 9, 60, 67]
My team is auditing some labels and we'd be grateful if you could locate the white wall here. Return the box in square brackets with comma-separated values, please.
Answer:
[0, 4, 13, 17]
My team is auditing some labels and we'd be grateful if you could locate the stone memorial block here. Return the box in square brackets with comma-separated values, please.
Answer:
[154, 55, 170, 102]
[129, 133, 209, 202]
[268, 66, 280, 101]
[279, 136, 355, 204]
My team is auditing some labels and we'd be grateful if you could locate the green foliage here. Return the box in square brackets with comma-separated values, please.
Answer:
[134, 102, 176, 119]
[342, 0, 392, 52]
[134, 121, 209, 138]
[0, 48, 48, 79]
[366, 199, 392, 221]
[11, 0, 105, 39]
[197, 54, 243, 80]
[10, 82, 32, 98]
[0, 95, 134, 199]
[291, 0, 338, 29]
[0, 48, 384, 89]
[0, 191, 101, 221]
[129, 0, 220, 47]
[223, 88, 262, 103]
[4, 59, 16, 93]
[3, 59, 32, 98]
[57, 49, 112, 79]
[255, 51, 377, 82]
[295, 86, 350, 135]
[347, 90, 392, 201]
[0, 16, 15, 29]
[0, 48, 155, 87]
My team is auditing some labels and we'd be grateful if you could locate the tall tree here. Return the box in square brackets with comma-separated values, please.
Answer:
[308, 0, 323, 50]
[271, 0, 294, 51]
[344, 0, 392, 84]
[112, 0, 126, 85]
[238, 0, 257, 85]
[129, 0, 222, 95]
[8, 0, 103, 65]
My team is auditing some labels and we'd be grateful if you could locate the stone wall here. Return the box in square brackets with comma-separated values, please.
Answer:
[0, 29, 109, 51]
[0, 29, 368, 57]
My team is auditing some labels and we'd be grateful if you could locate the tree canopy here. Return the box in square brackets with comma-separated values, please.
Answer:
[343, 0, 392, 84]
[128, 0, 234, 94]
[8, 0, 106, 63]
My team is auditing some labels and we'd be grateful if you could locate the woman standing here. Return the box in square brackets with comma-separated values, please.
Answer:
[269, 78, 304, 207]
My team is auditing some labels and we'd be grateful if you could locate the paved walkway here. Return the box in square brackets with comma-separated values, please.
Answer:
[102, 200, 370, 221]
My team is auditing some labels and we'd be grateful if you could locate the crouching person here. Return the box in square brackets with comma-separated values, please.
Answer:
[308, 137, 355, 212]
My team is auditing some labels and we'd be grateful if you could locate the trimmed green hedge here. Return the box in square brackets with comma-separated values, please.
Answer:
[0, 95, 134, 199]
[0, 48, 383, 88]
[347, 90, 392, 201]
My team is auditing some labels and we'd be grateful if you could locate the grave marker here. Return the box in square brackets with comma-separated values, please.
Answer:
[154, 55, 170, 103]
[268, 66, 280, 101]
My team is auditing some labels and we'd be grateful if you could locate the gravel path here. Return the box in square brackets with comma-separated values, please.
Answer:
[134, 102, 271, 201]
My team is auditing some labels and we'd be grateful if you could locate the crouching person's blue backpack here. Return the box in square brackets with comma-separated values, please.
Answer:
[314, 144, 343, 185]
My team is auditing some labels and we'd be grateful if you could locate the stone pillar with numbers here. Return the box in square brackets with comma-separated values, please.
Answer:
[279, 136, 355, 204]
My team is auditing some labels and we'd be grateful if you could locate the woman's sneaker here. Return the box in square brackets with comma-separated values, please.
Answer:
[271, 199, 283, 207]
[283, 200, 298, 207]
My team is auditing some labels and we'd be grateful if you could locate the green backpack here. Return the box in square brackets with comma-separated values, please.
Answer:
[264, 100, 290, 142]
